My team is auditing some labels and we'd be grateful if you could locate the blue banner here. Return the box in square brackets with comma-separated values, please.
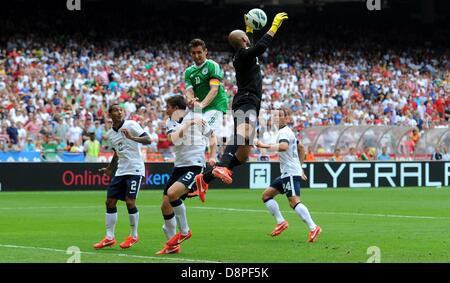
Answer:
[57, 152, 85, 162]
[0, 152, 42, 162]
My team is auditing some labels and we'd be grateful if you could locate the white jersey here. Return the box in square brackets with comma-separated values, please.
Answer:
[108, 120, 146, 177]
[276, 126, 303, 178]
[165, 112, 213, 168]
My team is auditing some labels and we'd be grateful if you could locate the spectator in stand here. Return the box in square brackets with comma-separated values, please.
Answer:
[360, 146, 374, 161]
[442, 146, 450, 161]
[67, 120, 83, 145]
[101, 120, 113, 151]
[377, 146, 391, 161]
[157, 127, 171, 159]
[410, 128, 420, 150]
[23, 114, 40, 140]
[0, 122, 10, 149]
[331, 148, 343, 161]
[84, 133, 100, 162]
[94, 120, 103, 142]
[54, 116, 69, 144]
[344, 147, 358, 161]
[144, 125, 159, 152]
[6, 121, 19, 145]
[316, 144, 326, 154]
[305, 146, 315, 161]
[431, 145, 443, 160]
[24, 137, 36, 152]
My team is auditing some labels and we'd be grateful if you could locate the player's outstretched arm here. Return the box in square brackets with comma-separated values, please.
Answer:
[239, 12, 287, 59]
[255, 140, 289, 152]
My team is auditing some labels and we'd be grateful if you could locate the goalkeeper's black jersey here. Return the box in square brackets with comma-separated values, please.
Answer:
[232, 33, 273, 108]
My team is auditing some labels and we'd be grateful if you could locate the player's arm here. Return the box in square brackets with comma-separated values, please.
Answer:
[256, 139, 289, 152]
[240, 12, 288, 59]
[167, 119, 204, 144]
[184, 69, 197, 108]
[297, 141, 305, 165]
[186, 86, 196, 108]
[99, 150, 118, 176]
[197, 82, 219, 109]
[196, 61, 223, 109]
[122, 130, 152, 145]
[297, 142, 308, 181]
[121, 122, 152, 145]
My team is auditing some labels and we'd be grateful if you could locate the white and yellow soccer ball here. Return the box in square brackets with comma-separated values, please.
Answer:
[245, 8, 267, 30]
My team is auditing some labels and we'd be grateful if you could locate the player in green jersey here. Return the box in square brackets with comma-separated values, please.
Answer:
[183, 39, 229, 198]
[184, 39, 228, 138]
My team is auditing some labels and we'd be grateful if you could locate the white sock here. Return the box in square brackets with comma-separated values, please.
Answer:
[128, 212, 139, 239]
[294, 203, 316, 230]
[173, 202, 189, 235]
[264, 199, 285, 224]
[162, 215, 177, 240]
[106, 213, 118, 240]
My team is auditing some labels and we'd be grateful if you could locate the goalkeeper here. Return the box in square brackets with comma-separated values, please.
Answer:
[195, 12, 289, 201]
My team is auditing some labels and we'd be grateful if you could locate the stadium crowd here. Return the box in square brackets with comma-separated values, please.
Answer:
[0, 7, 449, 161]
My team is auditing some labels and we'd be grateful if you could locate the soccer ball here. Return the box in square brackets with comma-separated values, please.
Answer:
[245, 8, 267, 30]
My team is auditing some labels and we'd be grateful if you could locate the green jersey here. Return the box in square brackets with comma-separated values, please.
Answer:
[184, 59, 228, 113]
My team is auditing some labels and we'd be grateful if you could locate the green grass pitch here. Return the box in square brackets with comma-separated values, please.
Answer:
[1, 188, 449, 263]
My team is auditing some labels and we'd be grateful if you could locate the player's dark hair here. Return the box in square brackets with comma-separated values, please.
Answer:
[279, 108, 289, 117]
[189, 38, 206, 50]
[166, 95, 187, 110]
[108, 103, 120, 114]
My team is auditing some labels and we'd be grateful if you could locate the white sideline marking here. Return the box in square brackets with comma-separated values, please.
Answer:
[0, 244, 221, 263]
[0, 205, 449, 221]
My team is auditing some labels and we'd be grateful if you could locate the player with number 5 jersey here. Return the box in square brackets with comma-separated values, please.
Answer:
[156, 95, 217, 255]
[93, 103, 151, 250]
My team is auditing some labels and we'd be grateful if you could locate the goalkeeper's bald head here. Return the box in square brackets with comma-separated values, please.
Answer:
[228, 30, 248, 50]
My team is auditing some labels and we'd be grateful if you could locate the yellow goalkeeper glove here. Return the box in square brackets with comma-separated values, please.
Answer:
[269, 12, 288, 33]
[244, 14, 253, 33]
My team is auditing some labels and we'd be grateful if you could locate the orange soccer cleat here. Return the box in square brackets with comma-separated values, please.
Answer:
[307, 226, 322, 243]
[155, 244, 181, 255]
[195, 174, 209, 202]
[212, 167, 233, 184]
[93, 236, 117, 249]
[166, 231, 192, 247]
[119, 236, 139, 249]
[186, 190, 199, 198]
[270, 220, 289, 237]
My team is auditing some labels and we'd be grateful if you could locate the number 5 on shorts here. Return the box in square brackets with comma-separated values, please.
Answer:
[182, 172, 194, 182]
